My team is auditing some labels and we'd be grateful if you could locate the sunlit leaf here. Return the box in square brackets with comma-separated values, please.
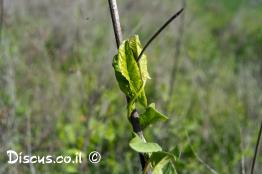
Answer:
[112, 36, 151, 108]
[112, 55, 133, 97]
[128, 35, 151, 81]
[124, 42, 143, 93]
[129, 134, 162, 153]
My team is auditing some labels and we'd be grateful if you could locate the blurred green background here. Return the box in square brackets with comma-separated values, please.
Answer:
[0, 0, 261, 173]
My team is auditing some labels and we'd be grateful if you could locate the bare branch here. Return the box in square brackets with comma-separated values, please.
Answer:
[250, 121, 262, 174]
[108, 0, 122, 48]
[136, 8, 184, 62]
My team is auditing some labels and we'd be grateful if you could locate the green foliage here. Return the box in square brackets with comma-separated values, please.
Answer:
[113, 35, 150, 109]
[113, 35, 175, 172]
[150, 151, 176, 174]
[129, 134, 162, 153]
[139, 103, 168, 130]
[113, 35, 165, 120]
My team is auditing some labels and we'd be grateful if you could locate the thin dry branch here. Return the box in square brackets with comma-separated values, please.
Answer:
[250, 121, 262, 174]
[136, 8, 184, 62]
[108, 0, 122, 48]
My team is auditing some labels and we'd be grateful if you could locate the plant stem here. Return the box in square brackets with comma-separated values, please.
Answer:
[108, 0, 122, 48]
[250, 121, 262, 174]
[136, 8, 184, 62]
[107, 0, 150, 172]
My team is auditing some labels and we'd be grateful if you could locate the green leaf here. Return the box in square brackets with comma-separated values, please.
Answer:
[182, 144, 195, 158]
[129, 134, 162, 153]
[139, 103, 168, 129]
[112, 55, 133, 97]
[150, 151, 176, 174]
[150, 151, 174, 167]
[124, 42, 143, 92]
[162, 162, 177, 174]
[170, 146, 180, 158]
[137, 89, 147, 107]
[114, 41, 140, 97]
[128, 35, 150, 107]
[113, 40, 143, 98]
[112, 35, 151, 109]
[128, 35, 151, 81]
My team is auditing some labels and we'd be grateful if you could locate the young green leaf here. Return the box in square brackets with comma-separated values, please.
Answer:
[162, 162, 177, 174]
[113, 40, 141, 95]
[128, 35, 151, 81]
[153, 156, 176, 174]
[112, 55, 133, 97]
[124, 42, 143, 93]
[113, 36, 151, 108]
[139, 103, 168, 129]
[129, 134, 162, 153]
[128, 35, 150, 107]
[137, 89, 147, 107]
[150, 151, 176, 174]
[150, 151, 174, 167]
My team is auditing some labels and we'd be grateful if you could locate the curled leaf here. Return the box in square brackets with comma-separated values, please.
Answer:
[112, 35, 150, 108]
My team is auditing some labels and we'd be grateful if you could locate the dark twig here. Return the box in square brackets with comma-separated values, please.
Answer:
[136, 8, 184, 62]
[250, 121, 262, 174]
[129, 109, 148, 170]
[107, 0, 150, 172]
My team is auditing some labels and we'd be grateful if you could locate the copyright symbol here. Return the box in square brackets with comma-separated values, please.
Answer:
[88, 151, 101, 164]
